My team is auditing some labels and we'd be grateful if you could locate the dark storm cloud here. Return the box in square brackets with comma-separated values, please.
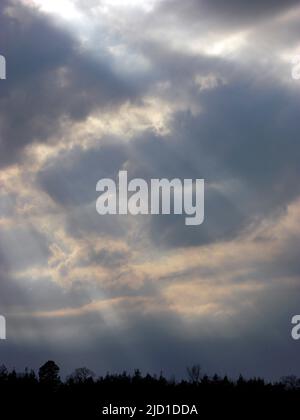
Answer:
[157, 0, 300, 31]
[37, 142, 130, 239]
[148, 189, 247, 247]
[37, 60, 300, 248]
[0, 0, 137, 167]
[0, 285, 299, 381]
[127, 75, 300, 247]
[38, 142, 128, 207]
[0, 270, 90, 313]
[20, 0, 299, 251]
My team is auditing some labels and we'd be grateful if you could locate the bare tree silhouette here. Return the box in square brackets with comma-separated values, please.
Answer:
[186, 364, 202, 384]
[67, 367, 95, 384]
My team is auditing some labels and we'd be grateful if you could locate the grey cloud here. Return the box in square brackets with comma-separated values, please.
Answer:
[81, 247, 131, 269]
[0, 1, 137, 167]
[38, 142, 128, 207]
[0, 286, 298, 380]
[64, 205, 128, 239]
[37, 142, 130, 240]
[0, 225, 50, 271]
[128, 74, 300, 247]
[37, 63, 300, 248]
[0, 271, 91, 313]
[156, 0, 300, 31]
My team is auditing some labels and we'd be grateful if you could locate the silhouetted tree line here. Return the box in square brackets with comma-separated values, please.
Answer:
[0, 362, 299, 417]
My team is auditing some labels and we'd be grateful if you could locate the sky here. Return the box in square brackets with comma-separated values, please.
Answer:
[1, 0, 300, 380]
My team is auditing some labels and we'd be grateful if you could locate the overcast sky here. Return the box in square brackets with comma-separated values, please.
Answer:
[1, 0, 300, 379]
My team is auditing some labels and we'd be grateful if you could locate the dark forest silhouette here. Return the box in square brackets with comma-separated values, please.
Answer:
[0, 361, 299, 417]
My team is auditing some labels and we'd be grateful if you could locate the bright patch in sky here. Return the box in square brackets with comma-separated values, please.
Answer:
[100, 0, 160, 11]
[30, 0, 82, 20]
[30, 0, 160, 19]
